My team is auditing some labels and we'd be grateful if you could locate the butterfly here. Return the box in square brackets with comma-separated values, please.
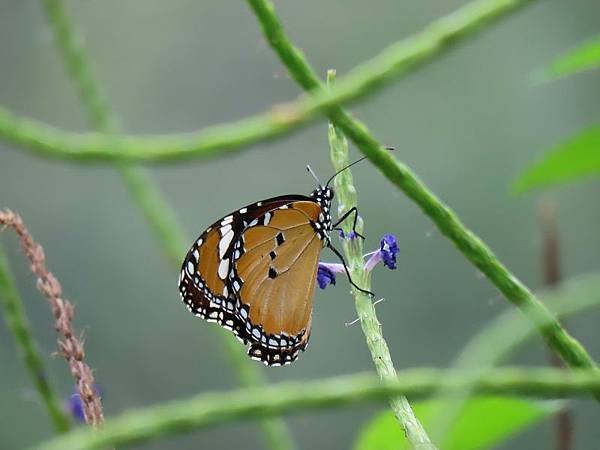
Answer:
[178, 160, 372, 366]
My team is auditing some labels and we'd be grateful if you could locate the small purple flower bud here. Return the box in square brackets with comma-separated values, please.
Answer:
[339, 229, 358, 240]
[380, 234, 399, 270]
[317, 263, 337, 289]
[67, 392, 86, 423]
[66, 385, 102, 423]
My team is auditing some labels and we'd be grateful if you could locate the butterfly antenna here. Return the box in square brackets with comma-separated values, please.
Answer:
[306, 165, 323, 187]
[325, 146, 395, 187]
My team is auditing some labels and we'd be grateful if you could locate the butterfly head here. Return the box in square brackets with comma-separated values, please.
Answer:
[310, 186, 334, 243]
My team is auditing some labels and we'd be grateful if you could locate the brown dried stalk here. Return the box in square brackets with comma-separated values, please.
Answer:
[539, 199, 573, 450]
[0, 208, 104, 427]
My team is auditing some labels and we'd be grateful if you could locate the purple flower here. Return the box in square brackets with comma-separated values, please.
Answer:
[380, 234, 399, 269]
[317, 234, 400, 289]
[364, 234, 400, 271]
[317, 263, 338, 289]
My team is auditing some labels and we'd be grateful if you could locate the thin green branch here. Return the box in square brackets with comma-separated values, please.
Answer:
[0, 243, 71, 433]
[41, 0, 116, 132]
[31, 367, 600, 450]
[2, 0, 537, 163]
[41, 2, 295, 449]
[327, 71, 434, 449]
[244, 0, 599, 382]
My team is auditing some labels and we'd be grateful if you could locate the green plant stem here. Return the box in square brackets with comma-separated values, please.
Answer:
[31, 366, 600, 450]
[0, 243, 71, 433]
[2, 0, 537, 164]
[41, 2, 295, 449]
[327, 71, 434, 449]
[244, 0, 599, 384]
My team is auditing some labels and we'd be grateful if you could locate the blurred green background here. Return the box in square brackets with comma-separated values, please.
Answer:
[1, 1, 599, 449]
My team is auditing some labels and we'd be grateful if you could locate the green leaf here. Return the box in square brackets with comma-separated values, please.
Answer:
[512, 127, 600, 194]
[354, 396, 563, 450]
[546, 34, 600, 78]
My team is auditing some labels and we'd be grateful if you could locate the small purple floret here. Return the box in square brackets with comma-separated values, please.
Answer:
[66, 385, 102, 423]
[339, 229, 358, 240]
[317, 263, 337, 289]
[67, 392, 86, 423]
[380, 234, 399, 269]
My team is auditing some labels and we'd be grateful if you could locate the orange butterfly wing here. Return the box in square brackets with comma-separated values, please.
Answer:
[178, 196, 322, 362]
[230, 201, 324, 365]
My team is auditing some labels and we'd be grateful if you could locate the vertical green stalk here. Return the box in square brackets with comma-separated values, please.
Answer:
[327, 70, 435, 450]
[0, 243, 71, 432]
[40, 2, 295, 449]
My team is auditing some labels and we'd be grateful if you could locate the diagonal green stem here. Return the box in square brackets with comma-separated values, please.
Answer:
[429, 271, 600, 444]
[30, 366, 600, 450]
[1, 0, 538, 164]
[0, 243, 71, 432]
[41, 2, 296, 449]
[327, 71, 434, 449]
[244, 0, 599, 386]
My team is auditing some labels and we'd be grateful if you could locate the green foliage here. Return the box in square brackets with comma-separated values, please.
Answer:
[354, 397, 563, 450]
[545, 34, 600, 79]
[512, 127, 600, 193]
[1, 0, 599, 449]
[516, 33, 600, 194]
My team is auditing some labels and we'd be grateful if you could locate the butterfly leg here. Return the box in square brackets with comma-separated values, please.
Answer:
[332, 207, 365, 240]
[327, 244, 375, 297]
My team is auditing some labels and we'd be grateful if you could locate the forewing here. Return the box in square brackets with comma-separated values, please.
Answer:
[178, 195, 310, 315]
[230, 201, 324, 365]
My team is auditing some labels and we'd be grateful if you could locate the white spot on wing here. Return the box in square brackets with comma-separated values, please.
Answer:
[220, 224, 232, 236]
[218, 259, 229, 279]
[219, 229, 234, 258]
[186, 261, 195, 275]
[263, 212, 271, 225]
